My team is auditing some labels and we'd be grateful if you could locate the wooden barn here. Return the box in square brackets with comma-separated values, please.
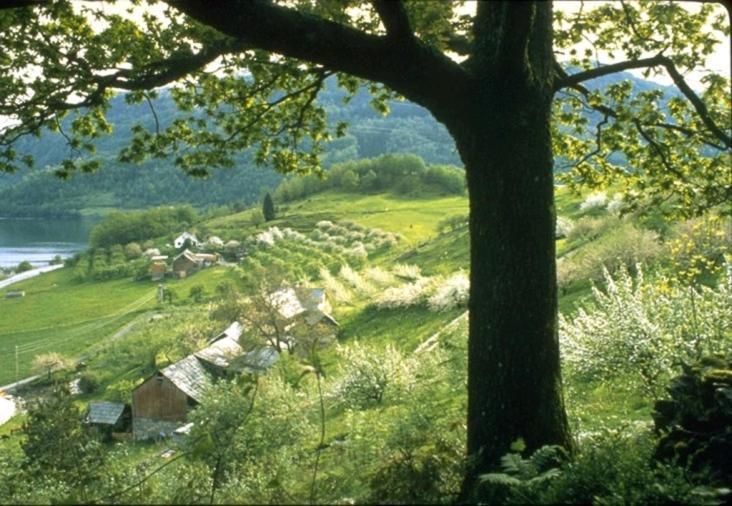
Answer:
[131, 322, 245, 440]
[132, 355, 212, 440]
[171, 249, 201, 278]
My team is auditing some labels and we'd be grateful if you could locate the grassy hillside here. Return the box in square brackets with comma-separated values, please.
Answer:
[1, 185, 729, 504]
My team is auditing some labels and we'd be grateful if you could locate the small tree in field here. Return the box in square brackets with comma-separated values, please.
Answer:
[262, 193, 276, 222]
[32, 352, 72, 380]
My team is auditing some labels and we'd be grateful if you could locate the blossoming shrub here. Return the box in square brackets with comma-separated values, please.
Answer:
[319, 267, 353, 303]
[392, 263, 422, 281]
[428, 271, 470, 312]
[560, 264, 732, 397]
[331, 342, 416, 409]
[375, 276, 441, 309]
[339, 265, 376, 296]
[579, 191, 608, 212]
[364, 267, 396, 287]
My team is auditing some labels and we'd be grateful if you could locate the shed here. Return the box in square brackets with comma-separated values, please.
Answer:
[87, 401, 130, 439]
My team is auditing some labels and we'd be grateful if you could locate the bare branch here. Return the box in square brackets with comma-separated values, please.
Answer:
[555, 54, 667, 90]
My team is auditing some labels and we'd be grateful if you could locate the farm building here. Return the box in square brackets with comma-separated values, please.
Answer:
[174, 232, 201, 249]
[131, 321, 245, 440]
[86, 401, 131, 439]
[171, 250, 200, 278]
[171, 250, 219, 278]
[150, 261, 166, 281]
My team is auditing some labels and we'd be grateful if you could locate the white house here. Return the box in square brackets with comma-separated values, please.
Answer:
[174, 232, 201, 249]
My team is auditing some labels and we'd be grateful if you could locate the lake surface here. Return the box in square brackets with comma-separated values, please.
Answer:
[0, 217, 96, 268]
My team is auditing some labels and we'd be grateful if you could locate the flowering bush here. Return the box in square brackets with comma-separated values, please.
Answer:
[392, 263, 422, 281]
[376, 276, 441, 309]
[339, 265, 375, 296]
[319, 267, 353, 303]
[579, 191, 608, 212]
[364, 267, 396, 287]
[332, 343, 415, 408]
[428, 271, 470, 312]
[606, 193, 625, 215]
[555, 217, 574, 239]
[560, 264, 732, 397]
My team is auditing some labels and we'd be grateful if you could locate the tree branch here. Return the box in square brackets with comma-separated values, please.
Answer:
[555, 57, 731, 149]
[555, 55, 667, 89]
[165, 0, 468, 118]
[372, 0, 413, 40]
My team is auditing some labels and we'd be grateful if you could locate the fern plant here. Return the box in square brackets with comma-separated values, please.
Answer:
[477, 441, 567, 503]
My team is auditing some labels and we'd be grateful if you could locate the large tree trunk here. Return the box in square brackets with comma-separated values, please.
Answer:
[442, 2, 573, 498]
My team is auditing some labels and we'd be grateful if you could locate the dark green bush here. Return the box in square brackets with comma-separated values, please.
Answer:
[652, 355, 732, 482]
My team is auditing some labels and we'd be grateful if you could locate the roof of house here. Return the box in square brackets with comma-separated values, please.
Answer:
[210, 321, 243, 343]
[160, 354, 213, 403]
[150, 255, 168, 261]
[230, 347, 279, 374]
[173, 249, 201, 266]
[195, 336, 243, 369]
[176, 232, 199, 242]
[87, 401, 126, 425]
[194, 253, 218, 262]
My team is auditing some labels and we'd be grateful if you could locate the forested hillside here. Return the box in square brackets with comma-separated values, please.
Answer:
[0, 78, 460, 217]
[0, 71, 672, 218]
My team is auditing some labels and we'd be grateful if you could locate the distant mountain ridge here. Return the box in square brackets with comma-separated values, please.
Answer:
[0, 71, 674, 217]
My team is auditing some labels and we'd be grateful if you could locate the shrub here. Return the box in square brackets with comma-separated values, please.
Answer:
[555, 217, 573, 239]
[376, 276, 441, 309]
[339, 265, 375, 296]
[77, 372, 101, 394]
[566, 216, 615, 242]
[333, 343, 415, 409]
[579, 191, 607, 212]
[652, 355, 732, 481]
[560, 223, 661, 287]
[428, 271, 470, 312]
[250, 208, 265, 226]
[123, 242, 142, 259]
[667, 214, 732, 284]
[560, 264, 732, 397]
[437, 214, 468, 234]
[606, 193, 625, 215]
[16, 260, 34, 273]
[364, 267, 396, 287]
[392, 263, 422, 281]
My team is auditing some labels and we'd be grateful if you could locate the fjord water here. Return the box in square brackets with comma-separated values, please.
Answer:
[0, 217, 95, 268]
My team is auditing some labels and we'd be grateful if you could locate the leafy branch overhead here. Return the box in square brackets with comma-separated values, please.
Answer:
[0, 1, 729, 214]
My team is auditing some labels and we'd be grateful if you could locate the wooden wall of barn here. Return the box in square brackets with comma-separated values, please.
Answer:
[132, 374, 189, 422]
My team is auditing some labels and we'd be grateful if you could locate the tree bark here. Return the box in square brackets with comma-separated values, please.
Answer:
[442, 2, 573, 498]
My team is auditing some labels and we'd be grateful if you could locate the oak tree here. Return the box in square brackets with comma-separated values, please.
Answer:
[1, 0, 729, 495]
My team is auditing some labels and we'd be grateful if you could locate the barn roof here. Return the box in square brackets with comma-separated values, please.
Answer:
[195, 336, 243, 369]
[231, 347, 279, 374]
[160, 355, 212, 402]
[88, 401, 126, 425]
[173, 249, 201, 265]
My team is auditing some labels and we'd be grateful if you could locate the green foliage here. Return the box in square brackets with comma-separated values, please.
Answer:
[653, 355, 732, 480]
[90, 206, 197, 248]
[188, 284, 206, 303]
[19, 388, 106, 499]
[274, 154, 465, 203]
[437, 214, 468, 235]
[77, 371, 101, 394]
[477, 444, 567, 504]
[15, 260, 33, 273]
[262, 192, 276, 222]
